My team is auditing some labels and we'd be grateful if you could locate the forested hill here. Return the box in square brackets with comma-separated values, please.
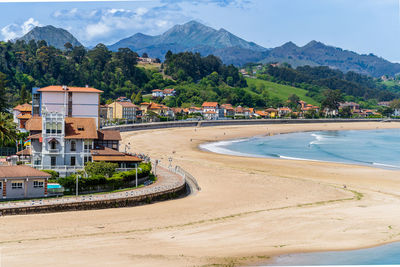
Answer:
[255, 64, 398, 102]
[18, 25, 82, 50]
[260, 41, 400, 78]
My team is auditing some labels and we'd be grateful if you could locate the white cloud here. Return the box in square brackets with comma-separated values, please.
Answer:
[1, 17, 41, 41]
[51, 5, 191, 45]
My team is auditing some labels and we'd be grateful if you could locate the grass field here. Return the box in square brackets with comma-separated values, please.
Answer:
[246, 78, 319, 105]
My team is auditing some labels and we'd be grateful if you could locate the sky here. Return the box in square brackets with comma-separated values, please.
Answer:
[0, 0, 399, 62]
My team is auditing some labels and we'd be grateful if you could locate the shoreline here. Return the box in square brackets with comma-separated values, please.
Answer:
[2, 122, 400, 266]
[198, 128, 400, 171]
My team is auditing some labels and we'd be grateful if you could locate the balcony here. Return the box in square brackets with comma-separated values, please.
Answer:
[48, 149, 59, 154]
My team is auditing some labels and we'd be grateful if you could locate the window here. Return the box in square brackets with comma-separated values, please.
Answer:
[68, 92, 73, 117]
[33, 181, 44, 188]
[71, 141, 76, 151]
[51, 122, 56, 134]
[51, 157, 56, 166]
[46, 122, 51, 134]
[71, 156, 76, 166]
[57, 122, 62, 134]
[12, 182, 23, 189]
[0, 182, 2, 189]
[50, 141, 57, 150]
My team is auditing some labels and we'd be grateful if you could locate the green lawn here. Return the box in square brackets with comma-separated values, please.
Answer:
[246, 78, 319, 105]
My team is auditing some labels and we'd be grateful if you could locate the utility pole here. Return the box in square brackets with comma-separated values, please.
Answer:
[76, 174, 81, 196]
[135, 163, 138, 187]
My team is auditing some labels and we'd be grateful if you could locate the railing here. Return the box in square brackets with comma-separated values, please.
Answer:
[34, 165, 84, 172]
[171, 165, 201, 192]
[48, 149, 59, 153]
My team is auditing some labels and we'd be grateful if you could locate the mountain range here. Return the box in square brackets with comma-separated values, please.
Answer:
[18, 25, 82, 50]
[18, 21, 400, 77]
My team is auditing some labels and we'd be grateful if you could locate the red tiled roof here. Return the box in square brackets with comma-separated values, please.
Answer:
[16, 148, 31, 156]
[0, 165, 51, 178]
[38, 86, 103, 93]
[25, 117, 42, 131]
[202, 102, 218, 107]
[117, 102, 137, 108]
[17, 114, 32, 119]
[97, 130, 121, 141]
[152, 89, 163, 92]
[13, 103, 32, 112]
[65, 118, 98, 139]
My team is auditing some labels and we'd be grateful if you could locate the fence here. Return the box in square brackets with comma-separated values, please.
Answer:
[0, 147, 16, 156]
[173, 165, 201, 192]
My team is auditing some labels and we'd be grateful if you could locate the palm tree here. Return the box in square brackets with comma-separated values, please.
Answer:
[0, 112, 17, 147]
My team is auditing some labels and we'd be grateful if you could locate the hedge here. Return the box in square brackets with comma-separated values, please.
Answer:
[58, 163, 152, 194]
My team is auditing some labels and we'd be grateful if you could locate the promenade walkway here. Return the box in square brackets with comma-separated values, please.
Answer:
[0, 165, 186, 214]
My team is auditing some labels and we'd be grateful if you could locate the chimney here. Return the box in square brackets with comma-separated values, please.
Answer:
[62, 85, 68, 90]
[85, 85, 89, 88]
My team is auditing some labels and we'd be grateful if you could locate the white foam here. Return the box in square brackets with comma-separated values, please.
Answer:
[200, 139, 258, 158]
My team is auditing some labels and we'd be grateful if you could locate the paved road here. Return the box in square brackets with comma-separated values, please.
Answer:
[0, 165, 185, 210]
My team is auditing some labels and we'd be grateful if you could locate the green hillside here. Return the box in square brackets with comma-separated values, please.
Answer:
[246, 78, 319, 105]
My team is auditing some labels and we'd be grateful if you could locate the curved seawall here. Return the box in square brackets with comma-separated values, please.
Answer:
[103, 118, 391, 132]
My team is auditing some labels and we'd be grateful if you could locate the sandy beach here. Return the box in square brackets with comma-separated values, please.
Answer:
[2, 121, 400, 266]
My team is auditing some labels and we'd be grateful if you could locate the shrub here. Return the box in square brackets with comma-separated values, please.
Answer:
[42, 169, 59, 179]
[85, 161, 118, 177]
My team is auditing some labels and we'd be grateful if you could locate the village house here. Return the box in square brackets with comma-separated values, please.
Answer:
[339, 102, 360, 111]
[25, 85, 129, 177]
[152, 89, 164, 98]
[0, 165, 51, 199]
[202, 102, 224, 120]
[13, 103, 32, 132]
[265, 108, 278, 118]
[108, 101, 139, 121]
[151, 88, 176, 98]
[278, 107, 292, 117]
[221, 104, 235, 117]
[188, 106, 203, 115]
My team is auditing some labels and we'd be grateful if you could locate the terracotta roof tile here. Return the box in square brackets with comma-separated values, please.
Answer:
[25, 117, 42, 131]
[17, 114, 32, 119]
[97, 130, 121, 141]
[65, 118, 98, 139]
[202, 102, 218, 107]
[13, 103, 32, 112]
[0, 165, 51, 178]
[92, 155, 142, 162]
[38, 86, 103, 93]
[16, 148, 31, 156]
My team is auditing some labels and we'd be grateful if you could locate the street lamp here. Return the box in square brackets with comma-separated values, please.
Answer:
[168, 157, 173, 169]
[76, 174, 81, 196]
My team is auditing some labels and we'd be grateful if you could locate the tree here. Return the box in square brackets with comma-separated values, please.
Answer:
[0, 72, 8, 112]
[0, 113, 17, 147]
[288, 94, 300, 109]
[381, 106, 394, 117]
[130, 91, 136, 103]
[20, 85, 27, 104]
[134, 91, 143, 104]
[84, 161, 118, 178]
[339, 106, 352, 118]
[321, 89, 343, 112]
[142, 52, 148, 58]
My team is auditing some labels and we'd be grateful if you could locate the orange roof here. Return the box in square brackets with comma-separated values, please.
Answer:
[92, 155, 142, 162]
[117, 102, 137, 108]
[91, 146, 123, 156]
[65, 118, 98, 139]
[221, 104, 234, 110]
[0, 165, 51, 178]
[17, 114, 32, 119]
[204, 111, 216, 114]
[140, 102, 151, 105]
[28, 133, 42, 139]
[202, 102, 218, 107]
[280, 107, 291, 111]
[163, 88, 175, 93]
[16, 148, 31, 156]
[38, 86, 103, 93]
[152, 89, 163, 92]
[25, 117, 42, 131]
[97, 130, 121, 141]
[14, 103, 32, 112]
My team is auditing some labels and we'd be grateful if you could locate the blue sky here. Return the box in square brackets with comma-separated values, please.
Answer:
[0, 0, 399, 62]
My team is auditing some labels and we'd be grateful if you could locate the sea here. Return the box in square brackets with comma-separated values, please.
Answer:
[200, 128, 400, 170]
[201, 128, 400, 264]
